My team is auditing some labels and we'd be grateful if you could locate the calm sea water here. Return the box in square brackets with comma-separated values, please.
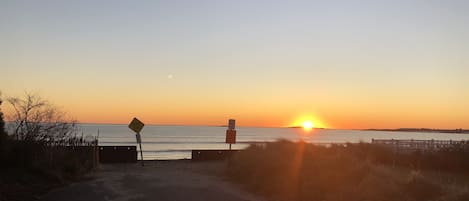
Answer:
[77, 124, 469, 160]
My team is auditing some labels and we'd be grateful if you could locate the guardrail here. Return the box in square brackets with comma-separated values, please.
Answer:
[99, 146, 137, 163]
[191, 150, 240, 161]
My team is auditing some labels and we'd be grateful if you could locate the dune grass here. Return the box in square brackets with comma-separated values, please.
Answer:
[225, 140, 469, 201]
[0, 138, 97, 201]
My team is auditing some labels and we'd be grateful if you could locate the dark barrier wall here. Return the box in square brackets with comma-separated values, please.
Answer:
[99, 146, 137, 163]
[191, 150, 240, 161]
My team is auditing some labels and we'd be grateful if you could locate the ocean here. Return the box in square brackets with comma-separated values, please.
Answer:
[78, 124, 469, 160]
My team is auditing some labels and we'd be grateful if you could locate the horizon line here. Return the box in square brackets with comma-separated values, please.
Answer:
[74, 122, 468, 131]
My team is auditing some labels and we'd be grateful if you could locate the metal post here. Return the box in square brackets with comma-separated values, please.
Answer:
[229, 143, 232, 150]
[137, 133, 144, 167]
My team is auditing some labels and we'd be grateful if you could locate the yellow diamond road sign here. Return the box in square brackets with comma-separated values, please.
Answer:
[129, 118, 144, 134]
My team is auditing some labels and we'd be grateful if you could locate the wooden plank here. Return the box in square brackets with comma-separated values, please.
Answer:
[99, 146, 137, 163]
[191, 150, 240, 161]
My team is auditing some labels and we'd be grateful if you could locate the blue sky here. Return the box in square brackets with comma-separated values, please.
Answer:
[1, 0, 468, 128]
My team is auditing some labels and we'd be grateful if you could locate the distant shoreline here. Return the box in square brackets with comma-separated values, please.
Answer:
[365, 128, 469, 134]
[40, 122, 468, 132]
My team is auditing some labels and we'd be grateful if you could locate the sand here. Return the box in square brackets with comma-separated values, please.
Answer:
[39, 160, 265, 201]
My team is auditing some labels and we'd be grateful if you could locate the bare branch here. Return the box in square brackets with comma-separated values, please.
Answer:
[5, 92, 80, 144]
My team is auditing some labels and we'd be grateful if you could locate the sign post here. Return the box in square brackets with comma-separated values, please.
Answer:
[225, 119, 236, 150]
[128, 117, 145, 166]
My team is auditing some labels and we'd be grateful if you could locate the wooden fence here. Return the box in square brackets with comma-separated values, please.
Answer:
[99, 146, 137, 163]
[192, 150, 240, 161]
[372, 139, 469, 152]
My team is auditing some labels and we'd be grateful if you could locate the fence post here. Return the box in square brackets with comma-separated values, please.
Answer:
[94, 139, 99, 169]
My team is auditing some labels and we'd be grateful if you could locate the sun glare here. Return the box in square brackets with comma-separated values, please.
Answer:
[302, 121, 314, 130]
[291, 115, 327, 130]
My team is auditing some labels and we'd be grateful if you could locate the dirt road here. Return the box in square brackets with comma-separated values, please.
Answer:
[40, 160, 264, 201]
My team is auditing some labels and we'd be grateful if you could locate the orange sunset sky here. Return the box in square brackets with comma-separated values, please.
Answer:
[1, 1, 468, 129]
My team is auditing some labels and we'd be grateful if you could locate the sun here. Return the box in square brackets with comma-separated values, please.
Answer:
[291, 115, 326, 130]
[302, 121, 314, 130]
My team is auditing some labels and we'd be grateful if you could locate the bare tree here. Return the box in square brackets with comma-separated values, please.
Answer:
[3, 93, 98, 176]
[0, 93, 7, 141]
[6, 92, 78, 144]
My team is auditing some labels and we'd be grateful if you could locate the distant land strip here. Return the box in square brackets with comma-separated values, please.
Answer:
[366, 128, 469, 134]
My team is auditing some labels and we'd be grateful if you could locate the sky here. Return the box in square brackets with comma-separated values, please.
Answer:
[1, 0, 468, 129]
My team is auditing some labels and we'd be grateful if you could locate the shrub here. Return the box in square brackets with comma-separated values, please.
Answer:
[226, 140, 468, 201]
[0, 93, 97, 200]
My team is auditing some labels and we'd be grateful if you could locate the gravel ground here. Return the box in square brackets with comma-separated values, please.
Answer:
[39, 160, 265, 201]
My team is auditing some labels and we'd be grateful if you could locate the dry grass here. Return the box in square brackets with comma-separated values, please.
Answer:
[0, 138, 97, 201]
[225, 140, 469, 201]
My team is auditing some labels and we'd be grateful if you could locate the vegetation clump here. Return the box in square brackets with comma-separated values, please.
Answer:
[226, 140, 469, 201]
[0, 92, 97, 201]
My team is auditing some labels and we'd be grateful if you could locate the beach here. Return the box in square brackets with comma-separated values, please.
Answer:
[40, 160, 264, 201]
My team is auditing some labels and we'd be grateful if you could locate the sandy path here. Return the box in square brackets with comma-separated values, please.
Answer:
[40, 160, 264, 201]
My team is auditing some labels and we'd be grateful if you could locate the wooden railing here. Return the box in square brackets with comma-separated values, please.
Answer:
[372, 139, 469, 152]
